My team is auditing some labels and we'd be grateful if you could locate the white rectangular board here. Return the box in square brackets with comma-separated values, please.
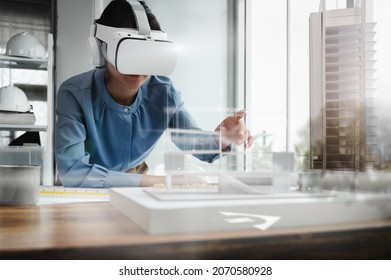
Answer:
[110, 187, 391, 234]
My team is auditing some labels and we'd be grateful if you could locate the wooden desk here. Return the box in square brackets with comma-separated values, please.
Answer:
[1, 202, 390, 259]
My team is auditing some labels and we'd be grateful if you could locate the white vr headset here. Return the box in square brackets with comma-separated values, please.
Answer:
[88, 0, 177, 75]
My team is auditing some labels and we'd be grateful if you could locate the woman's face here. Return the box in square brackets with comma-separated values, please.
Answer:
[106, 63, 149, 92]
[104, 63, 149, 106]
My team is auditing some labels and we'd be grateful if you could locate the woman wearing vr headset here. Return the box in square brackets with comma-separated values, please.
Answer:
[55, 0, 253, 188]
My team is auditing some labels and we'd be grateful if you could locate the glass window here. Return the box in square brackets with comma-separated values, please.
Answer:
[245, 0, 391, 176]
[246, 0, 288, 153]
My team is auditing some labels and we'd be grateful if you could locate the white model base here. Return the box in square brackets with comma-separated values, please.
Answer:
[110, 187, 391, 234]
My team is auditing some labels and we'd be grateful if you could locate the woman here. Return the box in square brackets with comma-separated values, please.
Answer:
[55, 0, 253, 188]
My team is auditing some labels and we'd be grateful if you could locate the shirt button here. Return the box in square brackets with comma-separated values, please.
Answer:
[124, 108, 129, 113]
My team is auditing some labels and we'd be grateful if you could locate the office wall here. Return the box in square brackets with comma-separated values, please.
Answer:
[146, 0, 229, 173]
[56, 0, 93, 87]
[56, 0, 229, 174]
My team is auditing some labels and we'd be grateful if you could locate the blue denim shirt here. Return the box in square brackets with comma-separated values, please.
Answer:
[55, 69, 221, 188]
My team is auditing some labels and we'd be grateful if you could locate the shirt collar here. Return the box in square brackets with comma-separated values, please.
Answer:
[94, 68, 146, 114]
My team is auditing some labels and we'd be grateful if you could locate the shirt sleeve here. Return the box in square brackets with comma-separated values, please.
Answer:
[55, 81, 142, 188]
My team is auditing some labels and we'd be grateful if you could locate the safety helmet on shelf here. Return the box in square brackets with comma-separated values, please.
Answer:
[0, 85, 31, 113]
[5, 32, 46, 59]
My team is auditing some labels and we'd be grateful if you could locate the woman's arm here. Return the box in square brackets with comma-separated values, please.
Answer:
[55, 80, 142, 188]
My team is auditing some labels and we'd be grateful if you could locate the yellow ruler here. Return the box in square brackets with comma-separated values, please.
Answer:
[39, 186, 110, 200]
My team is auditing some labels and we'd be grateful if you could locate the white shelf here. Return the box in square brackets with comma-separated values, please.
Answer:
[0, 34, 54, 185]
[0, 124, 47, 131]
[0, 54, 48, 70]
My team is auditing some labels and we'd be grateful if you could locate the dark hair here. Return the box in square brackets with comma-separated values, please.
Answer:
[96, 0, 161, 30]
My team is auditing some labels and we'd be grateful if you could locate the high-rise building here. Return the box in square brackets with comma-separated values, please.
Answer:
[309, 0, 377, 171]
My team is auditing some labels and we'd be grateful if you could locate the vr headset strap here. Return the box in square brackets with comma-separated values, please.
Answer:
[127, 0, 151, 36]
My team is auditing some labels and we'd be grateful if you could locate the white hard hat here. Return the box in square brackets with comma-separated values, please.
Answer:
[0, 85, 31, 113]
[6, 32, 46, 59]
